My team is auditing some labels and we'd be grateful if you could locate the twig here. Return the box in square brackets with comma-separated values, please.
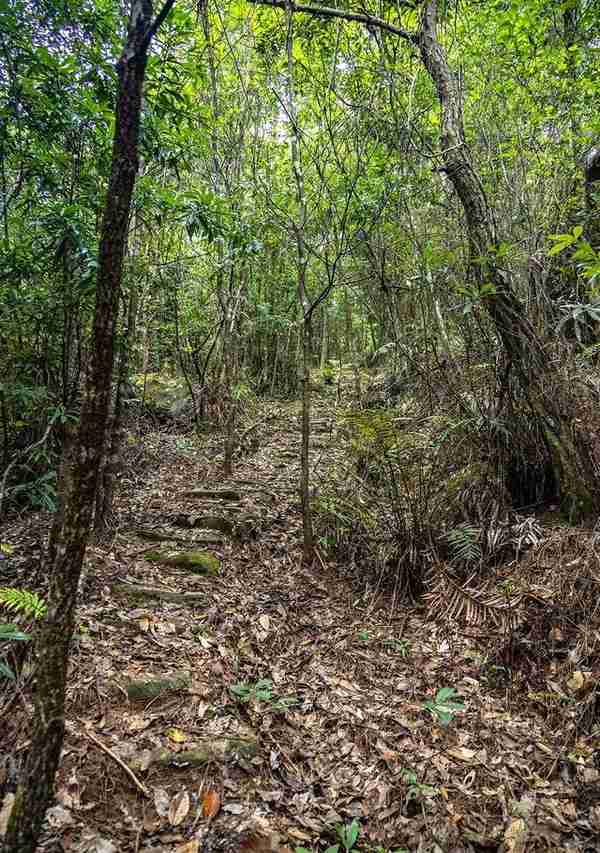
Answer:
[81, 726, 151, 798]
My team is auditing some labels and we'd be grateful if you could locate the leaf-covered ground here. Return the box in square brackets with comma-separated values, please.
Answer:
[2, 400, 600, 853]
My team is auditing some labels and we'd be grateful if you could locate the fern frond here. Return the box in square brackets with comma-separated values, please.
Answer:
[424, 570, 522, 629]
[0, 588, 46, 619]
[445, 524, 482, 564]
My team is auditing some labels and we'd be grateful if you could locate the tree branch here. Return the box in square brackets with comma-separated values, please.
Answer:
[247, 0, 417, 42]
[141, 0, 177, 52]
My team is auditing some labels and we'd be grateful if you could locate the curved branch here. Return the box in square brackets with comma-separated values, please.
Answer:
[247, 0, 417, 42]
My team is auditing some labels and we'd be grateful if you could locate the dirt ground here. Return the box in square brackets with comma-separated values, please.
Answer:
[2, 399, 600, 852]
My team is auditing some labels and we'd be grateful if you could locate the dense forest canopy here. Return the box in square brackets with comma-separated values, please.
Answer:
[2, 0, 599, 431]
[2, 0, 600, 850]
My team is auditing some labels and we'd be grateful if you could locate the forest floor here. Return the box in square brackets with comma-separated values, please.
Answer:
[2, 396, 600, 853]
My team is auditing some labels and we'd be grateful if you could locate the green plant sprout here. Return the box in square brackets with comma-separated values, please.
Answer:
[423, 686, 465, 726]
[230, 678, 298, 711]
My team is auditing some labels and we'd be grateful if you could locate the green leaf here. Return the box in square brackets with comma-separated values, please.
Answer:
[0, 660, 15, 680]
[436, 686, 459, 703]
[0, 623, 31, 641]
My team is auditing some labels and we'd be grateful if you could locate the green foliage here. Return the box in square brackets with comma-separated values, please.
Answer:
[0, 624, 31, 642]
[400, 768, 438, 802]
[294, 819, 361, 853]
[557, 300, 600, 343]
[0, 588, 47, 620]
[423, 686, 465, 727]
[549, 229, 600, 286]
[230, 678, 298, 711]
[0, 587, 41, 681]
[381, 638, 411, 658]
[336, 818, 360, 853]
[444, 524, 482, 565]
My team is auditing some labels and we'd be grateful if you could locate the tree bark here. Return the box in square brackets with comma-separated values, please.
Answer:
[285, 0, 314, 559]
[2, 2, 174, 850]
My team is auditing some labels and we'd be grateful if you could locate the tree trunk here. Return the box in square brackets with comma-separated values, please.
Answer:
[94, 282, 138, 534]
[417, 0, 598, 516]
[584, 146, 600, 250]
[285, 0, 314, 559]
[2, 3, 174, 850]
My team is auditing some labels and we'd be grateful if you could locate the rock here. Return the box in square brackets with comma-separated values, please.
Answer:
[125, 671, 191, 701]
[134, 528, 224, 545]
[171, 514, 234, 535]
[183, 489, 241, 501]
[130, 373, 191, 418]
[129, 738, 258, 771]
[145, 550, 220, 575]
[112, 584, 207, 604]
[192, 502, 243, 514]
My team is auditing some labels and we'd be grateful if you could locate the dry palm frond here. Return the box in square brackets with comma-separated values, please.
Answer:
[424, 567, 523, 629]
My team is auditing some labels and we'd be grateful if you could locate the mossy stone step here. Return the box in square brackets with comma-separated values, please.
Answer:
[183, 488, 241, 501]
[145, 550, 220, 574]
[125, 671, 191, 701]
[112, 584, 207, 604]
[170, 513, 234, 534]
[134, 527, 224, 545]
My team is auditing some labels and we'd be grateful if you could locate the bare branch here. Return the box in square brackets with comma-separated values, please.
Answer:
[247, 0, 417, 42]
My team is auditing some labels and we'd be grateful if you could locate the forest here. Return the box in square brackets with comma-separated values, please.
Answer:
[1, 0, 600, 850]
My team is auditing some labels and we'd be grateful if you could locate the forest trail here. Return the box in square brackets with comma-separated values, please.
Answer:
[2, 400, 592, 852]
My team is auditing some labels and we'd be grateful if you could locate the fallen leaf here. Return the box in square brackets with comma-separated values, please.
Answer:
[259, 615, 270, 631]
[166, 727, 187, 743]
[223, 801, 244, 814]
[169, 790, 190, 826]
[128, 714, 151, 733]
[447, 747, 477, 763]
[176, 842, 200, 853]
[0, 793, 15, 835]
[504, 817, 528, 853]
[202, 790, 221, 819]
[79, 835, 117, 853]
[154, 787, 170, 817]
[286, 828, 312, 842]
[46, 805, 74, 828]
[567, 670, 584, 692]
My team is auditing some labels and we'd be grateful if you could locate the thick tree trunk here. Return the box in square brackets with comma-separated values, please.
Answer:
[417, 0, 598, 516]
[2, 3, 174, 850]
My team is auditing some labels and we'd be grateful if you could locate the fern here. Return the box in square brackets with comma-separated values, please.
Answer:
[425, 569, 523, 629]
[0, 588, 46, 619]
[445, 524, 482, 564]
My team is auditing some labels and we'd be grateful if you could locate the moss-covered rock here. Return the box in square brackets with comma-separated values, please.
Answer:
[145, 550, 220, 574]
[112, 584, 207, 604]
[128, 738, 258, 772]
[125, 671, 191, 700]
[184, 488, 241, 501]
[171, 513, 234, 535]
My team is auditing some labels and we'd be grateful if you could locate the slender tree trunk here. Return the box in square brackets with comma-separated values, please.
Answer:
[94, 282, 138, 533]
[2, 3, 174, 850]
[285, 0, 314, 559]
[320, 304, 328, 371]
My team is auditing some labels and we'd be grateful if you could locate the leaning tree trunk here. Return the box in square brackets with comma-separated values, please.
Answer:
[2, 2, 174, 850]
[417, 0, 598, 517]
